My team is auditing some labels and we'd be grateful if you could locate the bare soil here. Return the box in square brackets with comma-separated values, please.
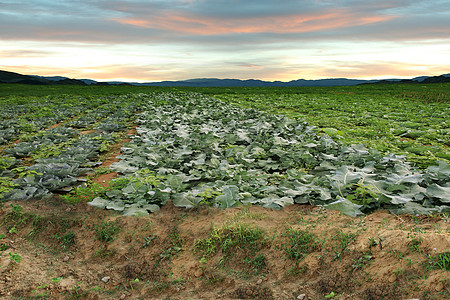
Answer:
[0, 198, 449, 300]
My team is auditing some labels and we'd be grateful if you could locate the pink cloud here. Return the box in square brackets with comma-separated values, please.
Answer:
[111, 9, 397, 35]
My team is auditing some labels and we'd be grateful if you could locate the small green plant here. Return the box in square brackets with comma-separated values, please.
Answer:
[159, 231, 183, 260]
[194, 223, 266, 259]
[96, 248, 116, 258]
[61, 181, 110, 204]
[428, 251, 450, 271]
[243, 253, 266, 274]
[51, 277, 63, 283]
[0, 177, 17, 196]
[437, 251, 450, 270]
[11, 203, 24, 213]
[143, 235, 157, 250]
[368, 237, 378, 247]
[198, 188, 223, 205]
[332, 231, 358, 261]
[351, 252, 373, 271]
[282, 228, 320, 260]
[407, 232, 423, 252]
[129, 278, 140, 290]
[93, 166, 112, 177]
[345, 181, 379, 206]
[9, 252, 22, 263]
[194, 223, 267, 275]
[53, 231, 76, 251]
[287, 264, 308, 276]
[0, 233, 8, 251]
[31, 140, 74, 160]
[94, 220, 120, 243]
[13, 167, 43, 179]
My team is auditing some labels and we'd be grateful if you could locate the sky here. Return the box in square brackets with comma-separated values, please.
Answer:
[1, 0, 449, 82]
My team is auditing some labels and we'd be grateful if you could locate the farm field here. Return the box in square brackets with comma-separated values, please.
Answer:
[0, 83, 449, 299]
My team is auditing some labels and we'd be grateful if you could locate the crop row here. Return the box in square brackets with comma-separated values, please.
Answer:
[0, 94, 147, 200]
[214, 91, 449, 168]
[86, 93, 449, 216]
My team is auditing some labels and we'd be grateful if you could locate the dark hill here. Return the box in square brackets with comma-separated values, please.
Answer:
[0, 70, 51, 85]
[0, 70, 86, 85]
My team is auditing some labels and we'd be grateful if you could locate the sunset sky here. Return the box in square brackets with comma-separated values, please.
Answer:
[1, 0, 449, 82]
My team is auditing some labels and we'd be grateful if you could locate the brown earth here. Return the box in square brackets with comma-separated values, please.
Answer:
[0, 198, 449, 300]
[92, 126, 136, 185]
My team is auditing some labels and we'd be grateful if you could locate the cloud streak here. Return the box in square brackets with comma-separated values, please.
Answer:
[111, 10, 396, 36]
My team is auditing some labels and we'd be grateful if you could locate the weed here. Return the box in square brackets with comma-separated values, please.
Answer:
[436, 251, 450, 270]
[52, 277, 63, 283]
[441, 213, 449, 223]
[61, 181, 110, 204]
[194, 223, 267, 275]
[9, 252, 22, 263]
[197, 188, 223, 205]
[142, 235, 157, 250]
[229, 205, 267, 222]
[243, 253, 266, 274]
[351, 252, 373, 271]
[287, 264, 308, 276]
[389, 249, 405, 260]
[367, 237, 377, 247]
[0, 176, 17, 196]
[332, 231, 358, 261]
[96, 248, 116, 258]
[194, 223, 266, 259]
[94, 220, 120, 243]
[11, 203, 24, 213]
[129, 278, 140, 290]
[427, 251, 450, 271]
[282, 228, 320, 260]
[93, 166, 112, 177]
[160, 245, 182, 259]
[0, 233, 8, 251]
[53, 231, 76, 251]
[407, 232, 423, 252]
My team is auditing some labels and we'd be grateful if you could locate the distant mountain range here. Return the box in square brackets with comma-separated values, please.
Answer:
[1, 69, 449, 87]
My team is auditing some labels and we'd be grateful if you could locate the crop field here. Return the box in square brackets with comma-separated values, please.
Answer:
[0, 83, 449, 299]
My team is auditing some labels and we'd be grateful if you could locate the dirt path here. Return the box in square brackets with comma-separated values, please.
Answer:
[92, 127, 136, 185]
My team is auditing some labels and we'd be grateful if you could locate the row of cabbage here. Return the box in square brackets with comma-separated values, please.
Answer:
[88, 93, 449, 216]
[0, 94, 147, 201]
[0, 96, 112, 145]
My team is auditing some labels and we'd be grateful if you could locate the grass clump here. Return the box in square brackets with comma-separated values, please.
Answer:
[60, 181, 111, 204]
[194, 223, 268, 275]
[427, 251, 450, 271]
[94, 220, 120, 243]
[332, 231, 358, 261]
[437, 251, 450, 270]
[282, 228, 320, 260]
[195, 223, 266, 259]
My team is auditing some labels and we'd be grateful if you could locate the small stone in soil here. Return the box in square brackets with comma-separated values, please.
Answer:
[297, 294, 306, 300]
[101, 276, 110, 283]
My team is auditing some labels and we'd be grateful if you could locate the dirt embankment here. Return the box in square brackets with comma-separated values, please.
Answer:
[0, 198, 449, 300]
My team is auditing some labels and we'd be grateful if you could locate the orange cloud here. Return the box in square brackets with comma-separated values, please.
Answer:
[315, 62, 449, 79]
[111, 9, 396, 35]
